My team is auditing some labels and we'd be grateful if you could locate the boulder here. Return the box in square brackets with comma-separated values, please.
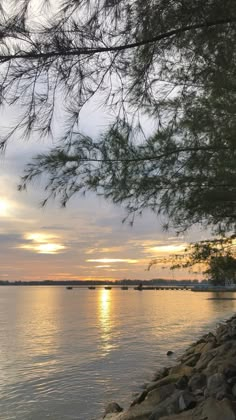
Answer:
[188, 373, 206, 392]
[170, 364, 193, 377]
[183, 353, 201, 367]
[130, 390, 147, 406]
[224, 365, 236, 379]
[195, 351, 215, 370]
[175, 375, 188, 390]
[152, 367, 170, 382]
[146, 374, 181, 393]
[146, 383, 176, 404]
[167, 351, 174, 356]
[228, 376, 236, 386]
[207, 372, 227, 397]
[202, 397, 236, 420]
[178, 391, 196, 411]
[149, 391, 181, 420]
[104, 403, 123, 417]
[117, 384, 176, 420]
[232, 383, 236, 398]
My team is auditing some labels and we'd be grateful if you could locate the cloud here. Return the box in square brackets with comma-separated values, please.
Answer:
[87, 258, 138, 264]
[17, 232, 67, 254]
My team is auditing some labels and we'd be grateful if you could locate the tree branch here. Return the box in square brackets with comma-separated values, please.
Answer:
[0, 18, 235, 61]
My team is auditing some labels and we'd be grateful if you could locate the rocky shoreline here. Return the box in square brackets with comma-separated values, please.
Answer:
[101, 314, 236, 420]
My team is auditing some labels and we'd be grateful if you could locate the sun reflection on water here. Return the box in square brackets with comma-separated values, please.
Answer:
[97, 289, 115, 356]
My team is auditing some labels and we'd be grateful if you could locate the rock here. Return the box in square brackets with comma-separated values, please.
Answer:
[232, 384, 236, 397]
[184, 353, 201, 367]
[200, 339, 217, 353]
[191, 342, 206, 354]
[146, 374, 181, 393]
[178, 391, 196, 411]
[104, 402, 123, 417]
[188, 373, 206, 392]
[158, 410, 198, 420]
[193, 388, 205, 397]
[228, 376, 236, 385]
[118, 384, 176, 420]
[130, 390, 147, 406]
[149, 391, 181, 420]
[207, 372, 227, 396]
[152, 367, 169, 382]
[146, 383, 176, 404]
[167, 351, 174, 356]
[175, 375, 188, 390]
[202, 332, 215, 342]
[195, 351, 215, 370]
[202, 397, 236, 420]
[223, 364, 236, 379]
[216, 389, 232, 401]
[170, 364, 193, 377]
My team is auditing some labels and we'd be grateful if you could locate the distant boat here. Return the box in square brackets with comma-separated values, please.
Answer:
[104, 286, 112, 290]
[66, 286, 73, 290]
[121, 286, 129, 290]
[134, 284, 143, 291]
[88, 286, 96, 290]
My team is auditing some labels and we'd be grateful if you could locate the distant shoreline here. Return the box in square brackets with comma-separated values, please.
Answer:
[0, 279, 201, 286]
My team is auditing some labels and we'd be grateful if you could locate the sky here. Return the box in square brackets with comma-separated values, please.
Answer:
[0, 101, 210, 283]
[0, 1, 210, 282]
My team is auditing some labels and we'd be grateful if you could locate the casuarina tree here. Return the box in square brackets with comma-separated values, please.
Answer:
[0, 0, 235, 233]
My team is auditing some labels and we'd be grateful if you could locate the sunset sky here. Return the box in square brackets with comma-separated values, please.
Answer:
[0, 104, 208, 282]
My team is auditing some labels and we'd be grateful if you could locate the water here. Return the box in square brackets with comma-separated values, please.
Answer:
[0, 286, 236, 420]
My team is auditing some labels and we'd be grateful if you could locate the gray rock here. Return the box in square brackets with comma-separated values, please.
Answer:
[152, 367, 169, 382]
[232, 383, 236, 398]
[146, 374, 181, 393]
[184, 353, 201, 367]
[195, 351, 215, 370]
[202, 397, 236, 420]
[193, 388, 205, 397]
[130, 390, 147, 406]
[228, 376, 236, 385]
[207, 372, 225, 390]
[175, 375, 188, 390]
[178, 391, 196, 411]
[149, 391, 181, 420]
[207, 373, 228, 397]
[188, 373, 206, 391]
[216, 389, 232, 401]
[104, 402, 123, 417]
[224, 365, 236, 379]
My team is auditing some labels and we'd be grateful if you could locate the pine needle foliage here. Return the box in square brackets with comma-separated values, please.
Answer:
[0, 0, 235, 232]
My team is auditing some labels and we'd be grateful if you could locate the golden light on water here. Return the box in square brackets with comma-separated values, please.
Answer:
[98, 289, 114, 355]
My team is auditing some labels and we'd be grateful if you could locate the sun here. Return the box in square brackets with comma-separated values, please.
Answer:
[0, 199, 9, 217]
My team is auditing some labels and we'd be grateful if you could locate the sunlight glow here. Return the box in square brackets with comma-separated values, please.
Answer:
[98, 289, 114, 355]
[147, 244, 187, 254]
[19, 243, 66, 254]
[0, 199, 10, 217]
[87, 258, 138, 264]
[25, 232, 59, 243]
[18, 232, 67, 254]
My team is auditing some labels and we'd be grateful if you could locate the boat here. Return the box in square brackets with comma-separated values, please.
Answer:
[134, 284, 143, 291]
[121, 286, 129, 290]
[104, 286, 112, 290]
[66, 286, 73, 290]
[88, 286, 96, 290]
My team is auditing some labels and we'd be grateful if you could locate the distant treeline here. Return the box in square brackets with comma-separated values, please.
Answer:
[0, 279, 204, 286]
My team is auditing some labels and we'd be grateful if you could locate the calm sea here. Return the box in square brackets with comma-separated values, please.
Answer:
[0, 286, 235, 420]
